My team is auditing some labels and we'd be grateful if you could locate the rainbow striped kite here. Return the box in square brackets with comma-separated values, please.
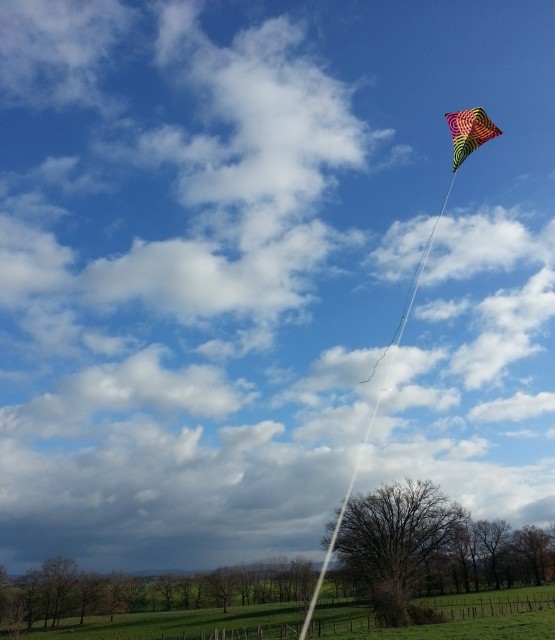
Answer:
[445, 107, 502, 172]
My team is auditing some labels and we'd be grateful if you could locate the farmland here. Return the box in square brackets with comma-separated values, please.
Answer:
[5, 585, 554, 640]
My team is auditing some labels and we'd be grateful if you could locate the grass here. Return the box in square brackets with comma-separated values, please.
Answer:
[6, 586, 555, 640]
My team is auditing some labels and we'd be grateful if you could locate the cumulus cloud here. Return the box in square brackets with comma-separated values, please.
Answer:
[469, 391, 555, 423]
[0, 214, 74, 308]
[450, 331, 539, 390]
[479, 267, 555, 332]
[0, 0, 132, 109]
[447, 266, 555, 389]
[82, 12, 386, 346]
[281, 342, 460, 450]
[415, 297, 470, 322]
[80, 221, 338, 326]
[370, 207, 538, 285]
[1, 345, 255, 442]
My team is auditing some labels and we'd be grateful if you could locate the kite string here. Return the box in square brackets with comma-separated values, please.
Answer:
[299, 171, 457, 640]
[360, 171, 457, 384]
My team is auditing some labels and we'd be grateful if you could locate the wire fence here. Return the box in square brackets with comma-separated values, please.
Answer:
[415, 593, 555, 622]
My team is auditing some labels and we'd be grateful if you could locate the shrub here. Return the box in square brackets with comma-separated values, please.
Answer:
[407, 604, 447, 625]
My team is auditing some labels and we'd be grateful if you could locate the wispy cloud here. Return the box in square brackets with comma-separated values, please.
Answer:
[0, 0, 133, 110]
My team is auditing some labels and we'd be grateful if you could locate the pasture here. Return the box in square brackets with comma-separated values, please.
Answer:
[6, 585, 555, 640]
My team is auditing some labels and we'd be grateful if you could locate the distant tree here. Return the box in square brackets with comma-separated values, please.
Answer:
[123, 577, 146, 613]
[512, 525, 552, 585]
[154, 574, 176, 611]
[6, 598, 27, 640]
[251, 562, 271, 605]
[76, 572, 104, 625]
[289, 557, 315, 610]
[473, 519, 511, 590]
[191, 573, 207, 609]
[207, 567, 236, 613]
[0, 565, 11, 622]
[421, 548, 450, 596]
[236, 565, 253, 606]
[272, 557, 292, 603]
[40, 557, 78, 627]
[105, 572, 128, 622]
[326, 567, 355, 600]
[467, 522, 482, 592]
[448, 521, 473, 593]
[18, 568, 42, 629]
[175, 576, 192, 610]
[325, 479, 464, 627]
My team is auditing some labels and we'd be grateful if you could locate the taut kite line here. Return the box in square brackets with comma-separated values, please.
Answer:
[299, 108, 502, 640]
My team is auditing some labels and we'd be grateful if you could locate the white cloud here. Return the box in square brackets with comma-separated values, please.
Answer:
[293, 401, 402, 445]
[20, 300, 81, 357]
[279, 344, 456, 419]
[219, 421, 285, 455]
[80, 221, 341, 326]
[479, 267, 555, 332]
[450, 331, 539, 390]
[0, 0, 132, 109]
[65, 345, 254, 418]
[154, 0, 201, 66]
[147, 10, 407, 235]
[0, 214, 74, 308]
[447, 267, 555, 390]
[415, 297, 470, 322]
[371, 207, 538, 285]
[443, 436, 489, 460]
[469, 391, 555, 423]
[0, 191, 68, 221]
[82, 332, 133, 357]
[1, 346, 255, 440]
[504, 429, 538, 439]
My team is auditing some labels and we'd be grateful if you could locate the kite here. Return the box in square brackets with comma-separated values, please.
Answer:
[445, 107, 502, 172]
[301, 108, 504, 640]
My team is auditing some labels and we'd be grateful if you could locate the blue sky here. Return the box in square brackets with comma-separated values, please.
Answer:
[1, 0, 554, 573]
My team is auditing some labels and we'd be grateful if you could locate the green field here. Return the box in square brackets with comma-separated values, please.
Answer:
[6, 586, 555, 640]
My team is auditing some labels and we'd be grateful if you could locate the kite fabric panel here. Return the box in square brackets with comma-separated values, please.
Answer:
[445, 107, 503, 172]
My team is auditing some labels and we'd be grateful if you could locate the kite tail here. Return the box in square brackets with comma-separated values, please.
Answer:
[299, 170, 457, 640]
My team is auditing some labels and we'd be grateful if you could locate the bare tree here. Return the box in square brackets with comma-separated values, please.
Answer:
[251, 563, 271, 605]
[154, 573, 176, 611]
[192, 573, 207, 610]
[39, 557, 78, 627]
[175, 576, 192, 610]
[289, 557, 315, 610]
[326, 479, 464, 626]
[7, 598, 27, 640]
[0, 565, 11, 623]
[512, 525, 552, 585]
[76, 572, 104, 625]
[122, 576, 146, 613]
[105, 572, 128, 622]
[473, 519, 511, 590]
[207, 567, 236, 613]
[448, 521, 472, 593]
[17, 569, 46, 630]
[236, 565, 254, 606]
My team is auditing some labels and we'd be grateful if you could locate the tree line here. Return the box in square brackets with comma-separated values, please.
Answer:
[0, 478, 553, 630]
[0, 556, 317, 630]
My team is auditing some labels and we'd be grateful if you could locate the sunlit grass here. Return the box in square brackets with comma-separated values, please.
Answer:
[4, 586, 554, 640]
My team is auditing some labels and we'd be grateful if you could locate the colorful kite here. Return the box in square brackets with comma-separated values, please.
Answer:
[445, 107, 502, 172]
